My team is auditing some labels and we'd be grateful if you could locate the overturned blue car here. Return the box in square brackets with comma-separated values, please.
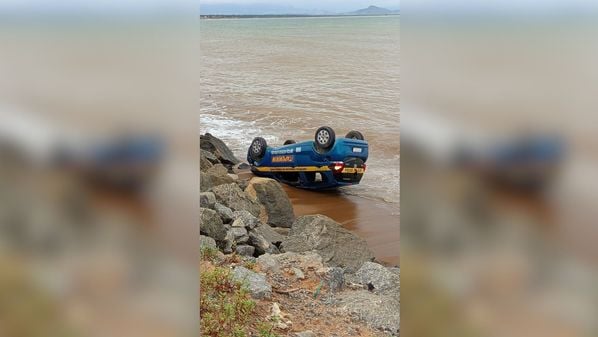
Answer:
[247, 126, 368, 189]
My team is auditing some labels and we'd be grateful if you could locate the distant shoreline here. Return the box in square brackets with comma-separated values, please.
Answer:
[200, 13, 399, 19]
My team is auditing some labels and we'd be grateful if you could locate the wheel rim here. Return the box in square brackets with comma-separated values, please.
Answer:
[317, 130, 330, 145]
[252, 141, 261, 154]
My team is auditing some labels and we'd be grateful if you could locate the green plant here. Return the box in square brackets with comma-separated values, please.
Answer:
[257, 323, 280, 337]
[200, 246, 219, 262]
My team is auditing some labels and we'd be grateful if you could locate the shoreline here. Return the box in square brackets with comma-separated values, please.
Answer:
[236, 168, 400, 266]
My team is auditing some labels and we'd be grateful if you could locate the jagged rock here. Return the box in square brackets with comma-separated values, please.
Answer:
[214, 202, 234, 223]
[200, 235, 217, 249]
[232, 266, 271, 299]
[228, 173, 239, 181]
[231, 210, 259, 229]
[212, 183, 261, 217]
[200, 149, 215, 171]
[237, 163, 250, 170]
[248, 231, 272, 255]
[200, 192, 216, 209]
[291, 267, 305, 280]
[235, 245, 255, 257]
[222, 230, 234, 254]
[327, 267, 345, 293]
[230, 227, 249, 244]
[207, 163, 229, 176]
[355, 262, 400, 293]
[200, 133, 240, 166]
[280, 215, 374, 272]
[199, 208, 226, 242]
[252, 224, 285, 245]
[256, 254, 281, 273]
[272, 227, 291, 236]
[294, 332, 316, 337]
[336, 289, 400, 335]
[236, 179, 249, 191]
[200, 172, 211, 192]
[201, 149, 219, 164]
[245, 177, 295, 227]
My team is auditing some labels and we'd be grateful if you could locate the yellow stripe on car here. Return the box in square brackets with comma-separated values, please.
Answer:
[254, 166, 330, 172]
[341, 167, 365, 174]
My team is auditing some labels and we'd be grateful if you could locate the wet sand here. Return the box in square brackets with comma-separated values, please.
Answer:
[282, 185, 400, 266]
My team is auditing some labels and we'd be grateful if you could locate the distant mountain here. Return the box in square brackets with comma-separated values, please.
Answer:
[345, 5, 398, 15]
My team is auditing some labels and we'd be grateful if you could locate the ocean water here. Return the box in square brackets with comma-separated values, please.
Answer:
[199, 16, 400, 203]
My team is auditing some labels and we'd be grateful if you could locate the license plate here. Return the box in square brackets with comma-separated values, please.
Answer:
[342, 167, 364, 174]
[352, 147, 362, 153]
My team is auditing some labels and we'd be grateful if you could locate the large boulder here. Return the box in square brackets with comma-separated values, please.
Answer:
[212, 183, 261, 217]
[232, 266, 271, 299]
[280, 215, 374, 272]
[200, 133, 240, 166]
[245, 178, 295, 228]
[355, 262, 400, 293]
[199, 207, 226, 242]
[206, 163, 230, 176]
[252, 224, 285, 245]
[200, 170, 234, 193]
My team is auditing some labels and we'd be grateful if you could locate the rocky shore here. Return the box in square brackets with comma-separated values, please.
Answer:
[200, 133, 400, 336]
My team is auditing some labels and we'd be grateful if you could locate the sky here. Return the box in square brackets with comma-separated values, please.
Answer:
[1, 0, 598, 15]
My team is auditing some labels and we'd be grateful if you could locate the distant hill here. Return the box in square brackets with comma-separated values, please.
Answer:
[345, 5, 399, 15]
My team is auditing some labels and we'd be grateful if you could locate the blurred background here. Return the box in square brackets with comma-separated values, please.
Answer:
[0, 1, 198, 336]
[401, 1, 598, 336]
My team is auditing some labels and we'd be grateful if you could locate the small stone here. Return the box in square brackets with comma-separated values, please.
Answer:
[256, 254, 280, 273]
[232, 266, 271, 299]
[200, 235, 217, 249]
[230, 227, 249, 244]
[292, 267, 305, 280]
[294, 331, 315, 337]
[222, 230, 234, 254]
[232, 210, 259, 229]
[355, 262, 399, 293]
[235, 245, 255, 256]
[237, 163, 250, 170]
[199, 192, 216, 209]
[214, 202, 234, 223]
[327, 267, 345, 293]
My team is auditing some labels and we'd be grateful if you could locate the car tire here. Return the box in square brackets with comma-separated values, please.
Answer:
[249, 137, 267, 161]
[283, 139, 296, 145]
[345, 130, 364, 140]
[314, 126, 335, 151]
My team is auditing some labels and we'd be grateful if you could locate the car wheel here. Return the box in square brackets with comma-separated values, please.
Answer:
[314, 126, 335, 151]
[345, 130, 364, 140]
[283, 139, 296, 145]
[249, 137, 267, 160]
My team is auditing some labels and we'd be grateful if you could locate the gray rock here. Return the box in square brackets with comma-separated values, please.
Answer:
[214, 202, 234, 223]
[231, 210, 260, 229]
[200, 149, 217, 171]
[280, 215, 374, 272]
[200, 192, 216, 209]
[200, 235, 217, 249]
[236, 179, 249, 191]
[201, 148, 219, 164]
[200, 172, 211, 192]
[294, 332, 316, 337]
[230, 227, 249, 244]
[199, 208, 226, 242]
[252, 224, 285, 245]
[237, 163, 250, 170]
[248, 231, 272, 255]
[207, 163, 230, 176]
[291, 267, 305, 280]
[256, 254, 281, 273]
[235, 245, 255, 257]
[222, 230, 234, 254]
[232, 266, 271, 299]
[327, 267, 345, 293]
[200, 133, 240, 166]
[337, 289, 400, 335]
[355, 262, 400, 293]
[245, 177, 295, 227]
[272, 227, 291, 236]
[212, 183, 261, 217]
[228, 173, 239, 181]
